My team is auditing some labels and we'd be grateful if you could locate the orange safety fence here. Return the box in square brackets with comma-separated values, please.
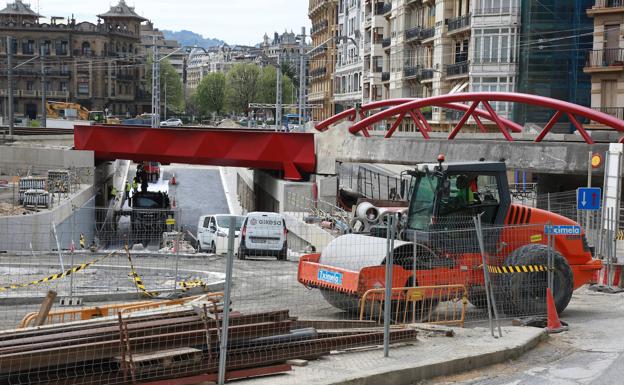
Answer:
[18, 293, 224, 329]
[359, 285, 468, 327]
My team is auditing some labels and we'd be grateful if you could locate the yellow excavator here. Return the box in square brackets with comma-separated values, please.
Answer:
[46, 102, 120, 124]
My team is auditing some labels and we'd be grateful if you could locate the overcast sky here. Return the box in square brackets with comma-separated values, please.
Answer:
[30, 0, 311, 45]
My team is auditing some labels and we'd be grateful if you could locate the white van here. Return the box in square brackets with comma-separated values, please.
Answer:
[197, 214, 244, 254]
[238, 212, 288, 260]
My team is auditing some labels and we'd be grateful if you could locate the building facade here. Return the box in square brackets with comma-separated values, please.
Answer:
[585, 0, 624, 123]
[186, 44, 259, 90]
[140, 21, 186, 78]
[0, 0, 147, 119]
[309, 0, 339, 121]
[311, 0, 593, 127]
[334, 0, 363, 112]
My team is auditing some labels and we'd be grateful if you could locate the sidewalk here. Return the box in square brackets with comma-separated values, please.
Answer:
[237, 326, 546, 385]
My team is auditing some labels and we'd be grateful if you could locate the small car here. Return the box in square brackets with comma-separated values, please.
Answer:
[160, 118, 183, 127]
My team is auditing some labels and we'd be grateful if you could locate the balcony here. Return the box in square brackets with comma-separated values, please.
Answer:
[421, 68, 435, 80]
[405, 26, 422, 42]
[47, 90, 69, 98]
[421, 26, 435, 40]
[585, 49, 624, 72]
[588, 0, 624, 15]
[594, 106, 624, 120]
[47, 70, 71, 77]
[311, 19, 329, 35]
[373, 2, 386, 15]
[20, 90, 39, 98]
[381, 72, 390, 81]
[308, 90, 327, 101]
[447, 13, 471, 33]
[474, 6, 520, 15]
[382, 37, 391, 48]
[309, 67, 328, 78]
[446, 61, 469, 77]
[403, 66, 421, 79]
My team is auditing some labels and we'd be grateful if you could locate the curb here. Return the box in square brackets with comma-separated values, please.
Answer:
[337, 329, 547, 385]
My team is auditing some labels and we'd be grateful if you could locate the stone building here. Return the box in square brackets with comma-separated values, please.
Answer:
[140, 21, 185, 78]
[309, 0, 339, 121]
[0, 0, 147, 119]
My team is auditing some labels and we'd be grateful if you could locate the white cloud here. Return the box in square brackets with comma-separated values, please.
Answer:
[32, 0, 311, 45]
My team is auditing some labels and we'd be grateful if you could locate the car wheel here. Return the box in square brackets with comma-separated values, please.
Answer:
[237, 247, 246, 260]
[210, 242, 216, 254]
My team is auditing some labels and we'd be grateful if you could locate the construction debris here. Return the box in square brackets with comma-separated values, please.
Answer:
[0, 304, 417, 384]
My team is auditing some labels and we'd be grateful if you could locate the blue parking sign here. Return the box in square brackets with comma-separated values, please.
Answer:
[577, 187, 601, 211]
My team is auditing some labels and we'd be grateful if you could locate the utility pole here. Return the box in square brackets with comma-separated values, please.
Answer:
[7, 36, 14, 135]
[151, 36, 160, 128]
[298, 27, 306, 127]
[163, 76, 167, 120]
[275, 53, 282, 131]
[40, 45, 47, 128]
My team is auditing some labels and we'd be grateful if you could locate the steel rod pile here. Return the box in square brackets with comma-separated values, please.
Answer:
[0, 308, 417, 385]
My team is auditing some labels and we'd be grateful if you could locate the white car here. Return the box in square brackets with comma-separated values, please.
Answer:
[197, 214, 244, 254]
[238, 212, 288, 260]
[160, 118, 183, 127]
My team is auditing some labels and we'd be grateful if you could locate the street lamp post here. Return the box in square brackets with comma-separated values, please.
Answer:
[151, 44, 209, 128]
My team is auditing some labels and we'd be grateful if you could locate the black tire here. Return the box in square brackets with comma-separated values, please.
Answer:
[277, 245, 288, 261]
[210, 242, 216, 254]
[237, 247, 246, 260]
[501, 244, 573, 316]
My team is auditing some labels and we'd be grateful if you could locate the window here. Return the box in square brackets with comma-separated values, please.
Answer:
[26, 81, 34, 91]
[81, 42, 91, 56]
[56, 40, 68, 56]
[78, 80, 89, 95]
[42, 40, 51, 55]
[22, 40, 34, 55]
[473, 28, 517, 64]
[59, 81, 67, 91]
[203, 217, 212, 228]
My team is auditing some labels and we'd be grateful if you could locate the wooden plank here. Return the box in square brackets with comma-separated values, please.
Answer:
[292, 319, 378, 330]
[34, 291, 57, 327]
[114, 347, 202, 364]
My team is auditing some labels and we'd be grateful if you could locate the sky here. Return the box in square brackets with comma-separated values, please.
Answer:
[29, 0, 311, 45]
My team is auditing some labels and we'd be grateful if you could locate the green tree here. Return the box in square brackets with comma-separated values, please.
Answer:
[145, 57, 185, 115]
[225, 63, 260, 113]
[257, 66, 296, 106]
[196, 72, 226, 115]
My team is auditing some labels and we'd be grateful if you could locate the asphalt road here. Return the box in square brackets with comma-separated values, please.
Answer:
[125, 164, 229, 239]
[165, 165, 230, 237]
[418, 287, 624, 385]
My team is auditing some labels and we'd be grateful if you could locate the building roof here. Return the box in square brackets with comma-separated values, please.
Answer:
[0, 0, 42, 18]
[97, 0, 147, 21]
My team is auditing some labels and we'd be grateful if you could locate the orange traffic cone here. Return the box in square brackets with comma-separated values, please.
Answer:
[170, 174, 177, 185]
[546, 288, 568, 333]
[172, 198, 176, 208]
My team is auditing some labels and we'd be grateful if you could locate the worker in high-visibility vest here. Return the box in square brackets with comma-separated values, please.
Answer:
[79, 233, 85, 249]
[132, 177, 138, 193]
[125, 181, 131, 204]
[111, 186, 118, 201]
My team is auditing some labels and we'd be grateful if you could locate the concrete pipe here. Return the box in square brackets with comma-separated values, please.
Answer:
[355, 202, 380, 223]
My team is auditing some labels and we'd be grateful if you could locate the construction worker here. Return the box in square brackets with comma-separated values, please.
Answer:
[110, 186, 118, 201]
[79, 233, 86, 249]
[125, 181, 131, 204]
[132, 177, 139, 193]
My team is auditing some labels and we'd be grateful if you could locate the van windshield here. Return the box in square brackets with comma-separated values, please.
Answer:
[216, 216, 245, 231]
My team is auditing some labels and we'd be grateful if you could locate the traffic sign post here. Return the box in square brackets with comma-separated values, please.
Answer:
[577, 187, 601, 211]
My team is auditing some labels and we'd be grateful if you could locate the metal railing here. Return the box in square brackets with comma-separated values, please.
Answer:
[403, 66, 421, 78]
[405, 26, 422, 41]
[446, 61, 469, 76]
[586, 48, 624, 68]
[447, 13, 471, 32]
[474, 6, 520, 15]
[381, 2, 392, 15]
[421, 26, 435, 40]
[593, 0, 624, 8]
[381, 72, 390, 81]
[359, 285, 467, 326]
[594, 106, 624, 120]
[382, 37, 391, 48]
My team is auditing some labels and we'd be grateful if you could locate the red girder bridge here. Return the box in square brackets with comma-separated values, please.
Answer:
[74, 93, 624, 180]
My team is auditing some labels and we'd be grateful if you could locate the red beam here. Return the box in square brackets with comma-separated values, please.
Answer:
[408, 110, 430, 139]
[481, 100, 513, 141]
[384, 112, 406, 138]
[414, 109, 433, 132]
[567, 113, 594, 144]
[74, 125, 316, 181]
[448, 101, 480, 140]
[535, 110, 563, 142]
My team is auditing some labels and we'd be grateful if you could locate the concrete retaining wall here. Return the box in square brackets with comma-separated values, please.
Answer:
[0, 186, 95, 252]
